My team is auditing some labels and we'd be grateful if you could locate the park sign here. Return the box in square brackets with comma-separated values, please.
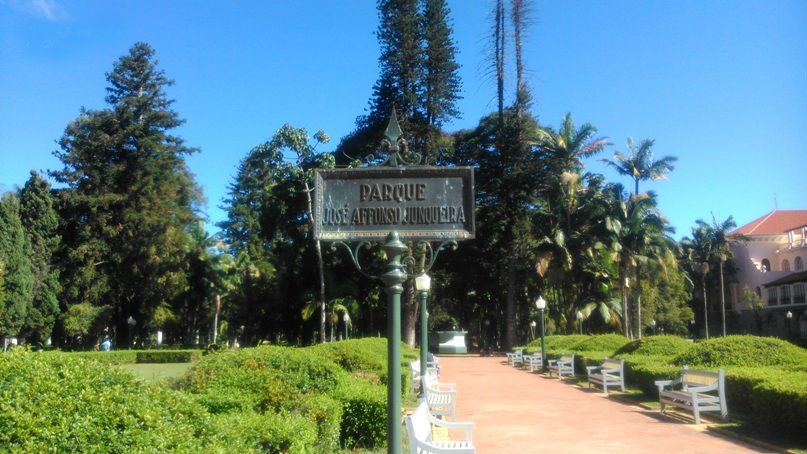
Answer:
[313, 166, 474, 241]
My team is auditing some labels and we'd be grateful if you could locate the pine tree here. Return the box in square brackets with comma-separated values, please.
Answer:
[0, 193, 34, 341]
[18, 171, 61, 344]
[52, 42, 203, 347]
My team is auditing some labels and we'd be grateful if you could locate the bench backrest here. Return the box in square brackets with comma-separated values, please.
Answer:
[405, 402, 432, 450]
[560, 354, 574, 363]
[682, 367, 719, 388]
[602, 358, 623, 371]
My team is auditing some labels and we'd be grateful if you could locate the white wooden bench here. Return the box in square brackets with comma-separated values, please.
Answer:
[655, 366, 728, 424]
[405, 401, 475, 454]
[424, 373, 457, 420]
[585, 358, 625, 393]
[506, 349, 523, 366]
[547, 353, 575, 378]
[410, 359, 439, 394]
[523, 352, 543, 372]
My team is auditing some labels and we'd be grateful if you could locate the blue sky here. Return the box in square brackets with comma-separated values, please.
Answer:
[1, 0, 805, 239]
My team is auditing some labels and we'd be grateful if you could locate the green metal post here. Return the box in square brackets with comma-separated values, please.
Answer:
[380, 231, 407, 454]
[419, 289, 428, 399]
[579, 320, 583, 335]
[540, 308, 546, 370]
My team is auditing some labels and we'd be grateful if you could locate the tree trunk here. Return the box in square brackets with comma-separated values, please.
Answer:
[636, 264, 642, 339]
[303, 180, 327, 344]
[495, 0, 505, 119]
[702, 277, 710, 339]
[504, 245, 518, 350]
[719, 259, 726, 337]
[402, 281, 418, 347]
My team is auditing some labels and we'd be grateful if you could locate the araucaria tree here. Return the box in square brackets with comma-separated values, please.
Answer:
[51, 42, 203, 347]
[0, 193, 34, 344]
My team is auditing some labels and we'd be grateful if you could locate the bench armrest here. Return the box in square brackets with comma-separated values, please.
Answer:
[429, 414, 475, 442]
[601, 367, 621, 374]
[433, 382, 456, 391]
[547, 359, 558, 366]
[655, 376, 681, 391]
[586, 366, 600, 375]
[427, 387, 456, 397]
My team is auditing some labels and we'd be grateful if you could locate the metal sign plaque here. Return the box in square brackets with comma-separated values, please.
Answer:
[313, 166, 474, 241]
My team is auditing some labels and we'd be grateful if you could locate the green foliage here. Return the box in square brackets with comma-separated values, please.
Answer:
[58, 303, 111, 341]
[135, 350, 199, 363]
[51, 42, 203, 347]
[46, 349, 138, 365]
[332, 378, 387, 448]
[18, 171, 61, 344]
[0, 349, 234, 453]
[614, 335, 694, 357]
[214, 411, 318, 454]
[0, 192, 34, 338]
[724, 366, 807, 437]
[568, 333, 630, 353]
[673, 335, 807, 368]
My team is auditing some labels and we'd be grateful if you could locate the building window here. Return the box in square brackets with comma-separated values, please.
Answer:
[796, 256, 804, 271]
[781, 285, 791, 305]
[782, 259, 790, 272]
[761, 259, 771, 272]
[768, 287, 778, 305]
[794, 284, 805, 304]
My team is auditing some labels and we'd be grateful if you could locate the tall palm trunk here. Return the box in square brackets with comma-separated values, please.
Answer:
[620, 266, 631, 339]
[719, 258, 726, 336]
[304, 180, 327, 343]
[702, 275, 710, 339]
[635, 263, 642, 339]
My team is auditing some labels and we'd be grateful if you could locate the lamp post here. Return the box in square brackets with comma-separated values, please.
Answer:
[576, 310, 583, 335]
[535, 297, 547, 370]
[127, 316, 136, 350]
[651, 319, 657, 336]
[786, 311, 793, 338]
[484, 319, 490, 355]
[415, 272, 431, 396]
[343, 313, 350, 340]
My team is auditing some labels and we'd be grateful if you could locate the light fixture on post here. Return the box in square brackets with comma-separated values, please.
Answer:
[651, 319, 657, 336]
[343, 313, 351, 340]
[415, 272, 431, 397]
[530, 320, 537, 340]
[127, 316, 136, 350]
[576, 310, 583, 335]
[535, 296, 547, 370]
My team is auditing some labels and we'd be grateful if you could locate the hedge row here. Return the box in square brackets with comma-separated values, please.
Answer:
[41, 349, 204, 366]
[518, 334, 806, 437]
[135, 350, 200, 363]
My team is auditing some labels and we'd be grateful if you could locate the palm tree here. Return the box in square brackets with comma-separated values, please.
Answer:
[698, 214, 748, 336]
[605, 187, 674, 339]
[681, 224, 714, 339]
[538, 113, 611, 174]
[600, 137, 677, 195]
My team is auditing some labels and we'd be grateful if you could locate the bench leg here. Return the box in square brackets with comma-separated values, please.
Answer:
[693, 407, 701, 425]
[659, 401, 665, 414]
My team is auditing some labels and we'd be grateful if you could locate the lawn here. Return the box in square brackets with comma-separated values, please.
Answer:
[120, 362, 194, 382]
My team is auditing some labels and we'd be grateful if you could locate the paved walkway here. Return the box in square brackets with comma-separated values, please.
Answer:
[436, 356, 766, 454]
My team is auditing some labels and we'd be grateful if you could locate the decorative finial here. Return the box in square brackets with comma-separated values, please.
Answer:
[384, 108, 403, 153]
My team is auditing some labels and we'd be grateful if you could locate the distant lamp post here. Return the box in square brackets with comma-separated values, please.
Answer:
[127, 316, 136, 350]
[343, 313, 351, 340]
[535, 296, 547, 370]
[530, 320, 537, 340]
[651, 319, 657, 336]
[786, 311, 793, 338]
[415, 272, 431, 396]
[576, 310, 583, 335]
[484, 319, 491, 354]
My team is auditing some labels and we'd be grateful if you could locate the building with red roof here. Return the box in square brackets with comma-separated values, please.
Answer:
[728, 210, 806, 338]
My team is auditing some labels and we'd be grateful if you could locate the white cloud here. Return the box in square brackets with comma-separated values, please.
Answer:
[2, 0, 68, 21]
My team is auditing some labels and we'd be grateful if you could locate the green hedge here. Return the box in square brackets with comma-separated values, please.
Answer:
[0, 349, 236, 453]
[615, 335, 693, 357]
[673, 335, 807, 368]
[45, 350, 138, 365]
[136, 350, 200, 363]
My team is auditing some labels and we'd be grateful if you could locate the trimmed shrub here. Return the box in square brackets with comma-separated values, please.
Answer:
[673, 335, 807, 368]
[136, 350, 199, 363]
[615, 335, 693, 358]
[332, 378, 387, 448]
[0, 350, 235, 453]
[569, 334, 630, 353]
[724, 366, 807, 436]
[215, 411, 318, 454]
[45, 350, 138, 365]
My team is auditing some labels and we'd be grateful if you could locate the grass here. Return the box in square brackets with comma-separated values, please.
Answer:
[119, 362, 194, 383]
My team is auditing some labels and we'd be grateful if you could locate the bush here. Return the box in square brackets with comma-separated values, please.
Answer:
[673, 335, 807, 368]
[569, 334, 630, 353]
[136, 350, 200, 363]
[45, 350, 138, 365]
[615, 335, 693, 357]
[0, 350, 235, 453]
[215, 411, 318, 454]
[332, 378, 387, 448]
[723, 366, 807, 437]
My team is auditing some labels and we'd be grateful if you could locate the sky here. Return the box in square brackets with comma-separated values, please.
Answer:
[1, 0, 805, 240]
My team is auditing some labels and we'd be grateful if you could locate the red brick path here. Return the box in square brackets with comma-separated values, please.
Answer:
[437, 356, 765, 454]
